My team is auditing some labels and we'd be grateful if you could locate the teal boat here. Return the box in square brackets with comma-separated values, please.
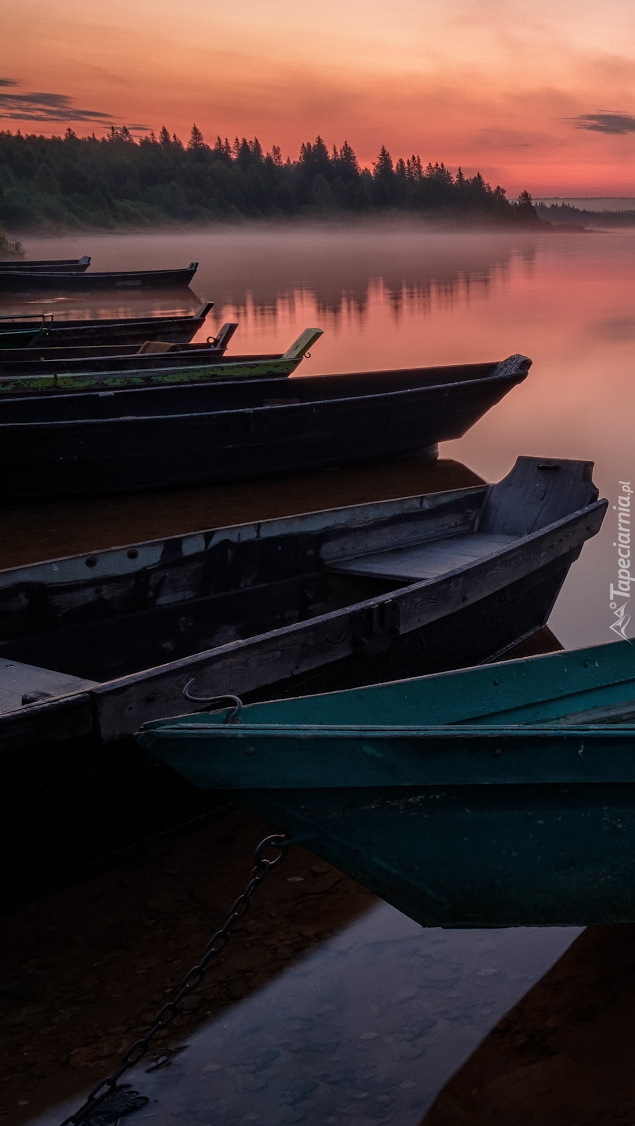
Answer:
[137, 639, 635, 929]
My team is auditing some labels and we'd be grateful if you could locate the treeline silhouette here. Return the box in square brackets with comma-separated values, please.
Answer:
[0, 126, 541, 234]
[535, 201, 635, 227]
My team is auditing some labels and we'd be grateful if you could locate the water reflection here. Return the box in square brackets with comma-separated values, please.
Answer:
[205, 232, 533, 326]
[0, 289, 200, 320]
[12, 224, 542, 346]
[0, 458, 483, 568]
[79, 912, 575, 1126]
[592, 315, 635, 340]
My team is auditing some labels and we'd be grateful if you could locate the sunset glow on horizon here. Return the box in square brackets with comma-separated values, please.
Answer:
[4, 0, 635, 197]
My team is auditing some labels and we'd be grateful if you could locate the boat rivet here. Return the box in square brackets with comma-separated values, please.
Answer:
[127, 548, 139, 559]
[85, 556, 97, 568]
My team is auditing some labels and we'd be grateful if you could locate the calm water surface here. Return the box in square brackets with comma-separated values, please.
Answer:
[9, 221, 635, 1125]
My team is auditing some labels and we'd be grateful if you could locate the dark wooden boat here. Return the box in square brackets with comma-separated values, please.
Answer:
[0, 327, 321, 393]
[0, 302, 214, 348]
[0, 261, 198, 292]
[0, 353, 531, 497]
[137, 637, 635, 930]
[0, 457, 605, 756]
[0, 322, 237, 371]
[0, 255, 90, 272]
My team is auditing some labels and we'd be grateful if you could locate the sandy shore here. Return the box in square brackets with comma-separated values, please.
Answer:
[422, 923, 635, 1125]
[1, 807, 377, 1125]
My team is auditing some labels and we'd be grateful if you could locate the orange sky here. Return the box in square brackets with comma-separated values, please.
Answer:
[4, 0, 635, 197]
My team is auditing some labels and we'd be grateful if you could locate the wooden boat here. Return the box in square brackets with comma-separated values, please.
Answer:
[0, 302, 214, 348]
[0, 255, 90, 272]
[0, 327, 321, 393]
[0, 261, 198, 292]
[0, 353, 531, 498]
[0, 457, 605, 756]
[0, 323, 238, 371]
[137, 637, 635, 930]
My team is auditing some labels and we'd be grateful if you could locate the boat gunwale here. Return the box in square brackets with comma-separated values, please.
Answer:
[0, 494, 607, 718]
[0, 359, 531, 425]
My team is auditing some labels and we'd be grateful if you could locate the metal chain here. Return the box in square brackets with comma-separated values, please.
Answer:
[59, 833, 290, 1126]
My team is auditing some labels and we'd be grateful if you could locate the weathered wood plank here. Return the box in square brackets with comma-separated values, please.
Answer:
[326, 533, 515, 580]
[0, 457, 606, 750]
[479, 458, 598, 535]
[0, 692, 94, 755]
[92, 502, 606, 742]
[0, 658, 97, 712]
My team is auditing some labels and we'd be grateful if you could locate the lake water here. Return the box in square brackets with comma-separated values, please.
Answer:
[8, 220, 632, 650]
[5, 220, 634, 1125]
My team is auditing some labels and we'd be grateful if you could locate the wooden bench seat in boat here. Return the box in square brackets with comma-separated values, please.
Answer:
[324, 532, 516, 581]
[0, 657, 98, 711]
[136, 340, 180, 354]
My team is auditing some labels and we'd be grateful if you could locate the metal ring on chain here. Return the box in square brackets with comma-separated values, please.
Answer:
[254, 833, 290, 870]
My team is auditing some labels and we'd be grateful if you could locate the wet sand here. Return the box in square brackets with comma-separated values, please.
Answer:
[1, 807, 377, 1126]
[6, 791, 627, 1126]
[421, 923, 635, 1125]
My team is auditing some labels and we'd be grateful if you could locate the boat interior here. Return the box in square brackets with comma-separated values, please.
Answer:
[0, 460, 598, 696]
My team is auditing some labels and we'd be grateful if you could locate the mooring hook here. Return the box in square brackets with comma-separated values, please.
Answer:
[253, 833, 291, 870]
[181, 683, 243, 722]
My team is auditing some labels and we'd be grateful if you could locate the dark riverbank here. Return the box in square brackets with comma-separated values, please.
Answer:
[1, 806, 377, 1126]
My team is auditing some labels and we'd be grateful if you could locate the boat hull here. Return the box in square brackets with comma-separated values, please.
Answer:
[0, 549, 595, 756]
[0, 329, 238, 378]
[0, 262, 198, 291]
[229, 777, 635, 928]
[0, 356, 530, 497]
[0, 302, 214, 347]
[0, 327, 321, 394]
[0, 256, 90, 272]
[138, 640, 635, 928]
[0, 457, 606, 752]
